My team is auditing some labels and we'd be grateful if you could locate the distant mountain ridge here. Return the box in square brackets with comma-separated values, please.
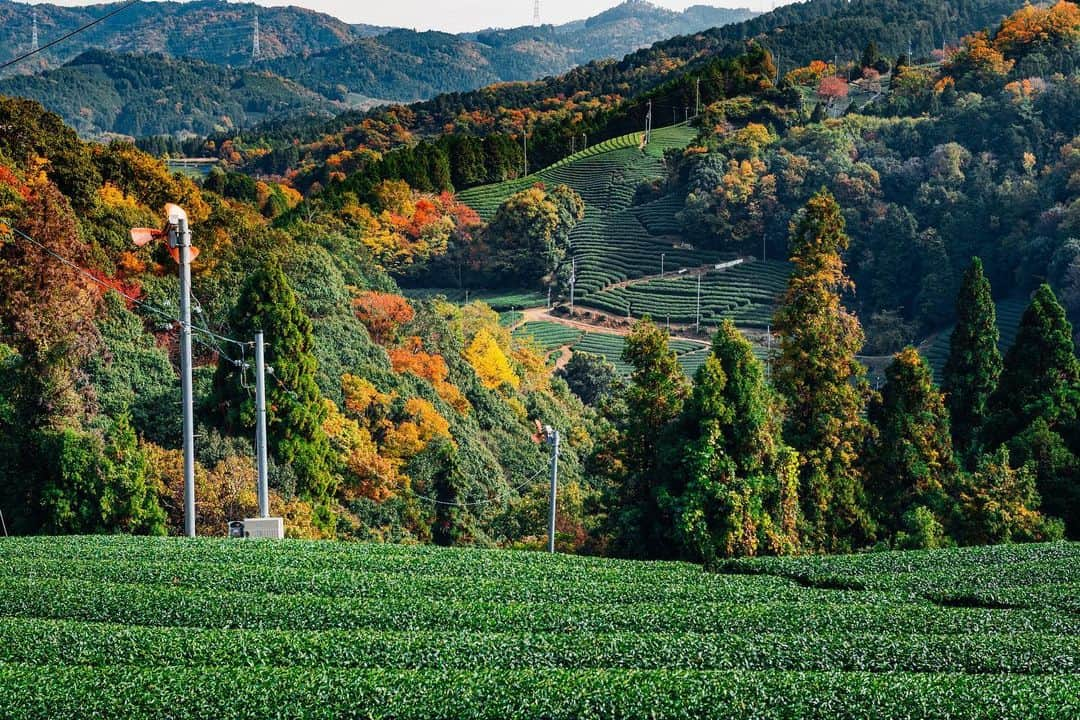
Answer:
[1, 1, 758, 103]
[0, 49, 332, 139]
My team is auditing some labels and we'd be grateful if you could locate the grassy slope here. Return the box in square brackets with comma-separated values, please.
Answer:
[0, 537, 1076, 718]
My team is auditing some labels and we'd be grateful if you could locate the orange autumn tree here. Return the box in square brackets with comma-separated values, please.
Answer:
[994, 1, 1080, 59]
[945, 31, 1015, 91]
[344, 180, 482, 273]
[353, 291, 415, 344]
[388, 337, 471, 414]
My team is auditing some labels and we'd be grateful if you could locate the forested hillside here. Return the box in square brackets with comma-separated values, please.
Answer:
[0, 0, 362, 71]
[180, 0, 1023, 179]
[0, 50, 335, 139]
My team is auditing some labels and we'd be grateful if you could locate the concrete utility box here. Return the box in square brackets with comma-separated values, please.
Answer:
[229, 517, 285, 539]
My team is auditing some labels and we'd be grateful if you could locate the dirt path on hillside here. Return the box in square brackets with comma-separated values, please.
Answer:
[601, 258, 749, 292]
[521, 306, 711, 346]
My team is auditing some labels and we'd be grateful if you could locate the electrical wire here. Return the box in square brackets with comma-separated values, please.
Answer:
[410, 464, 551, 507]
[0, 0, 142, 72]
[5, 226, 247, 353]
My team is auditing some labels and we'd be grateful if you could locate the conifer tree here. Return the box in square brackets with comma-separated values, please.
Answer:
[671, 321, 799, 562]
[985, 284, 1080, 448]
[608, 318, 689, 558]
[868, 348, 957, 545]
[215, 259, 335, 502]
[983, 284, 1080, 535]
[773, 189, 872, 552]
[943, 257, 1001, 463]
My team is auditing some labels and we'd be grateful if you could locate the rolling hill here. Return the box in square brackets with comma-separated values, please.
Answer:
[0, 49, 335, 139]
[264, 2, 759, 103]
[0, 0, 362, 71]
[0, 536, 1075, 717]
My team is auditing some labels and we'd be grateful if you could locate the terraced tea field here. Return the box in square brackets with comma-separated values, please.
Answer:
[512, 321, 706, 375]
[0, 536, 1076, 718]
[401, 288, 547, 312]
[582, 260, 790, 328]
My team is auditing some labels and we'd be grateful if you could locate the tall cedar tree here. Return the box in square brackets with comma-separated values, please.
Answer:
[670, 321, 799, 562]
[985, 284, 1080, 447]
[773, 189, 873, 552]
[984, 284, 1080, 534]
[609, 318, 689, 558]
[215, 260, 335, 501]
[868, 348, 957, 543]
[943, 257, 1001, 464]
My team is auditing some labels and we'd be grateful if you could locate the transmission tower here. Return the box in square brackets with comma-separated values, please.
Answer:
[31, 9, 39, 53]
[533, 0, 541, 26]
[252, 9, 260, 59]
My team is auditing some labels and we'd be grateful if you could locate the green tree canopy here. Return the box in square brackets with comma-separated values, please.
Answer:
[868, 347, 957, 545]
[214, 259, 336, 503]
[943, 258, 1002, 463]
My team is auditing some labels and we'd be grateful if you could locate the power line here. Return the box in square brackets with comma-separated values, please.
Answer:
[5, 225, 246, 355]
[411, 465, 550, 507]
[1, 0, 142, 72]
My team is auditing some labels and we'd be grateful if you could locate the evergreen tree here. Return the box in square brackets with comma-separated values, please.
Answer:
[670, 321, 799, 562]
[773, 189, 872, 552]
[867, 348, 957, 545]
[607, 318, 689, 558]
[943, 257, 1001, 463]
[983, 284, 1080, 535]
[985, 284, 1080, 448]
[38, 414, 166, 535]
[215, 259, 335, 502]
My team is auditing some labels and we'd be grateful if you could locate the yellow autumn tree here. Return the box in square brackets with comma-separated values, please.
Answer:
[465, 329, 520, 390]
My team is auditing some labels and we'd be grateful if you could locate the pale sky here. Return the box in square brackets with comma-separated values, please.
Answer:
[43, 1, 795, 34]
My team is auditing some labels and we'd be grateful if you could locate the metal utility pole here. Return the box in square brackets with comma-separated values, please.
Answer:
[696, 272, 702, 334]
[254, 331, 270, 519]
[31, 10, 39, 53]
[685, 106, 689, 123]
[569, 257, 576, 314]
[695, 78, 701, 117]
[252, 9, 260, 60]
[523, 128, 528, 176]
[645, 100, 652, 144]
[545, 427, 559, 553]
[763, 229, 767, 264]
[660, 252, 665, 278]
[172, 207, 196, 538]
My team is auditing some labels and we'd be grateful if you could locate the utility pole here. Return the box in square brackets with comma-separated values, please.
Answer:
[695, 78, 701, 117]
[569, 257, 576, 314]
[696, 272, 702, 334]
[523, 126, 528, 176]
[254, 331, 270, 519]
[545, 427, 559, 553]
[131, 205, 198, 537]
[31, 9, 39, 53]
[571, 135, 575, 155]
[660, 252, 665, 278]
[645, 100, 652, 144]
[252, 8, 260, 60]
[685, 106, 689, 123]
[172, 207, 196, 538]
[763, 228, 767, 264]
[672, 107, 677, 126]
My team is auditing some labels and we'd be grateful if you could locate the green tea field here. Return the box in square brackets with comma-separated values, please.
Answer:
[0, 537, 1077, 718]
